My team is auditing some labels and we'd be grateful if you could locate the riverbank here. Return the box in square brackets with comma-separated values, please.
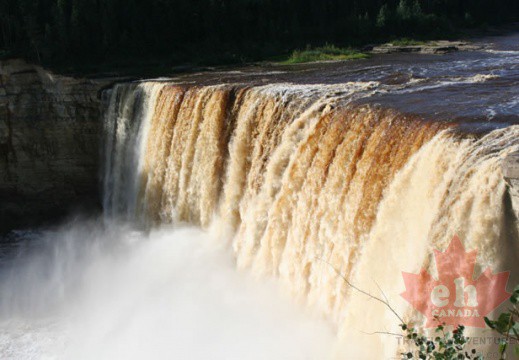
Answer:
[367, 39, 483, 55]
[3, 23, 516, 79]
[269, 39, 484, 66]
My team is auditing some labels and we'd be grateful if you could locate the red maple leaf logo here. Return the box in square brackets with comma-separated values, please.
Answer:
[401, 235, 511, 328]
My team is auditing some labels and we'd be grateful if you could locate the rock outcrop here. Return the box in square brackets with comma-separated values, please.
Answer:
[0, 59, 111, 233]
[368, 40, 483, 54]
[503, 151, 519, 222]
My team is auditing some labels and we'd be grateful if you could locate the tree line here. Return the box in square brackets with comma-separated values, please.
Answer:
[1, 0, 518, 69]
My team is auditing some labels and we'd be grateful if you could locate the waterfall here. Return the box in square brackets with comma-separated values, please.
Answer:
[103, 81, 519, 357]
[103, 83, 163, 221]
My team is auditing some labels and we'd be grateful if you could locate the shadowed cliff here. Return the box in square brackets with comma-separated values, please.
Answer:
[0, 59, 112, 233]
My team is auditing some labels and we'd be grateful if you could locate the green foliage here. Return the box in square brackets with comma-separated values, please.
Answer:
[484, 285, 519, 360]
[400, 321, 482, 360]
[327, 260, 517, 360]
[376, 4, 391, 28]
[283, 45, 369, 64]
[402, 285, 519, 360]
[0, 0, 518, 71]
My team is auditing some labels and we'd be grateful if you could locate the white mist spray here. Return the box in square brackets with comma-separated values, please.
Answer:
[0, 221, 334, 359]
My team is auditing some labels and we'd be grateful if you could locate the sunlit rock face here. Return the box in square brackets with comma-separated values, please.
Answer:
[503, 151, 519, 221]
[0, 59, 110, 232]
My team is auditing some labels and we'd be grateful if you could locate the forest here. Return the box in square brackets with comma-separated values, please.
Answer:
[1, 0, 518, 70]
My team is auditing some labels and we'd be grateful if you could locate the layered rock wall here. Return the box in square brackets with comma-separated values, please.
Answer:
[0, 59, 109, 232]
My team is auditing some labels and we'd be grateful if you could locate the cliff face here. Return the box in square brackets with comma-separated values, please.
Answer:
[0, 59, 110, 233]
[503, 151, 519, 222]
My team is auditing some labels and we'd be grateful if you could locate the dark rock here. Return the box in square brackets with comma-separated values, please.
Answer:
[0, 59, 113, 233]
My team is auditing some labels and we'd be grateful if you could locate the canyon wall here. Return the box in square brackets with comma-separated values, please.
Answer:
[0, 59, 110, 233]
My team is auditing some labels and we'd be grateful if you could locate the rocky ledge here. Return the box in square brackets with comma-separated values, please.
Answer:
[368, 40, 483, 55]
[502, 151, 519, 221]
[0, 59, 113, 233]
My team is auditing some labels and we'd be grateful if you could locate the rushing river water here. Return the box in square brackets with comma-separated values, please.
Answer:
[1, 32, 518, 359]
[166, 32, 519, 128]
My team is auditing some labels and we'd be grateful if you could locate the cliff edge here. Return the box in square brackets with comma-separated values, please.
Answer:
[0, 59, 110, 233]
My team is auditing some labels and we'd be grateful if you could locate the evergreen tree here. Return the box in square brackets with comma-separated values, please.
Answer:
[0, 0, 517, 69]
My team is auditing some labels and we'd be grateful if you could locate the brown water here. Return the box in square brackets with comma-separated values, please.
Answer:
[1, 32, 517, 360]
[154, 32, 519, 131]
[97, 32, 519, 358]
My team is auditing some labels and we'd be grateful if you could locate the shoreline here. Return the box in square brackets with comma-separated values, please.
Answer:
[2, 23, 517, 79]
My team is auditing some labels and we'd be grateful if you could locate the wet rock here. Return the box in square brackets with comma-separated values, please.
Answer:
[0, 59, 112, 233]
[503, 151, 519, 221]
[370, 40, 483, 55]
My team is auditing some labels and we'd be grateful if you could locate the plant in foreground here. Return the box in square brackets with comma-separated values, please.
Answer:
[400, 321, 482, 360]
[484, 284, 519, 359]
[322, 259, 519, 359]
[320, 258, 480, 360]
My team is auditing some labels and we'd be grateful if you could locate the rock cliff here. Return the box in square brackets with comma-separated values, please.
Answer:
[0, 59, 110, 233]
[503, 151, 519, 222]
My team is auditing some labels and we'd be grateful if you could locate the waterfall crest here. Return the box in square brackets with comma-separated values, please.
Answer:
[103, 81, 519, 357]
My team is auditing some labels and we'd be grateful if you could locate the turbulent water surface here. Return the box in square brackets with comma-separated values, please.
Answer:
[1, 32, 519, 359]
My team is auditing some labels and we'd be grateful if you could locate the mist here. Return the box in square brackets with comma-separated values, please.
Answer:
[0, 219, 334, 359]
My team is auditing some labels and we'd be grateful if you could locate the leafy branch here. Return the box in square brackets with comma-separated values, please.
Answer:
[319, 258, 481, 360]
[484, 285, 519, 359]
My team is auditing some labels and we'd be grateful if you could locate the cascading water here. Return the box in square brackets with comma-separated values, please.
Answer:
[2, 36, 519, 358]
[102, 81, 519, 358]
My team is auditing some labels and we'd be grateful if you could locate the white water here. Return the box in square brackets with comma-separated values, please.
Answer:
[95, 81, 519, 359]
[0, 220, 334, 359]
[2, 66, 519, 359]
